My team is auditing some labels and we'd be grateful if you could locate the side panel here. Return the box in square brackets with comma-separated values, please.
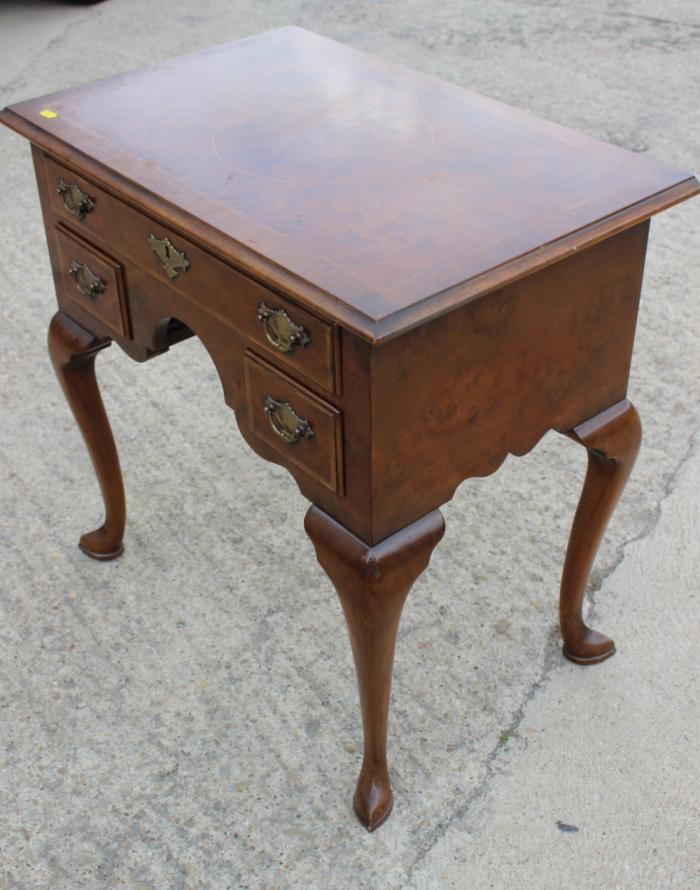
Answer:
[368, 222, 649, 542]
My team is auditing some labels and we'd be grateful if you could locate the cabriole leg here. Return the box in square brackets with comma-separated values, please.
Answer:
[47, 311, 126, 560]
[305, 506, 445, 831]
[560, 398, 642, 664]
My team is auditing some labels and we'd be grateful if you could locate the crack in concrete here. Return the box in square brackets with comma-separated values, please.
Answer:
[607, 11, 700, 31]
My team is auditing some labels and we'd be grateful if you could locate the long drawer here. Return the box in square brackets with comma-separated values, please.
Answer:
[44, 154, 340, 394]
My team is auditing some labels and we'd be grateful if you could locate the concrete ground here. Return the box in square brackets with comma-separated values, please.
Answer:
[0, 1, 699, 888]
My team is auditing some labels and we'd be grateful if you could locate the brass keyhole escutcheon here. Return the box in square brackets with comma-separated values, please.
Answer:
[69, 259, 105, 300]
[147, 233, 190, 279]
[57, 179, 95, 220]
[263, 395, 314, 444]
[257, 302, 310, 353]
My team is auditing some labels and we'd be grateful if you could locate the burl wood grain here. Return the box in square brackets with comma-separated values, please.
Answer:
[364, 222, 648, 543]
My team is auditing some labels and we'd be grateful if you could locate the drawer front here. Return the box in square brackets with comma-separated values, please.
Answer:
[54, 224, 131, 339]
[245, 352, 344, 494]
[44, 155, 339, 393]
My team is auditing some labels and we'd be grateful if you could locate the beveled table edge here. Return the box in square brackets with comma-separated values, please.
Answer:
[2, 107, 698, 345]
[374, 175, 700, 341]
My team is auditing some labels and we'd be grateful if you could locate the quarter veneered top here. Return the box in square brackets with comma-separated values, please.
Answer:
[2, 27, 698, 341]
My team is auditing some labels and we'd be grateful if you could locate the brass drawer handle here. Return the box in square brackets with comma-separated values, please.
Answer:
[69, 259, 105, 300]
[147, 233, 190, 279]
[57, 179, 95, 220]
[263, 395, 314, 444]
[257, 302, 310, 353]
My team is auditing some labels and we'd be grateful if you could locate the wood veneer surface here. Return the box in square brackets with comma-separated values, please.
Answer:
[2, 27, 697, 342]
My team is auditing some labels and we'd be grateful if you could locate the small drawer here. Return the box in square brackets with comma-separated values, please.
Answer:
[54, 224, 131, 339]
[245, 352, 344, 494]
[44, 154, 340, 394]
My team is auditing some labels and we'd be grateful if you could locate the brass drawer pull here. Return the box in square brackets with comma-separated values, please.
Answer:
[263, 395, 314, 444]
[57, 179, 95, 220]
[257, 301, 310, 353]
[147, 233, 190, 279]
[69, 259, 105, 300]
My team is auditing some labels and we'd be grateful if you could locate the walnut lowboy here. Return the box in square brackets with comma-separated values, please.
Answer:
[1, 26, 698, 831]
